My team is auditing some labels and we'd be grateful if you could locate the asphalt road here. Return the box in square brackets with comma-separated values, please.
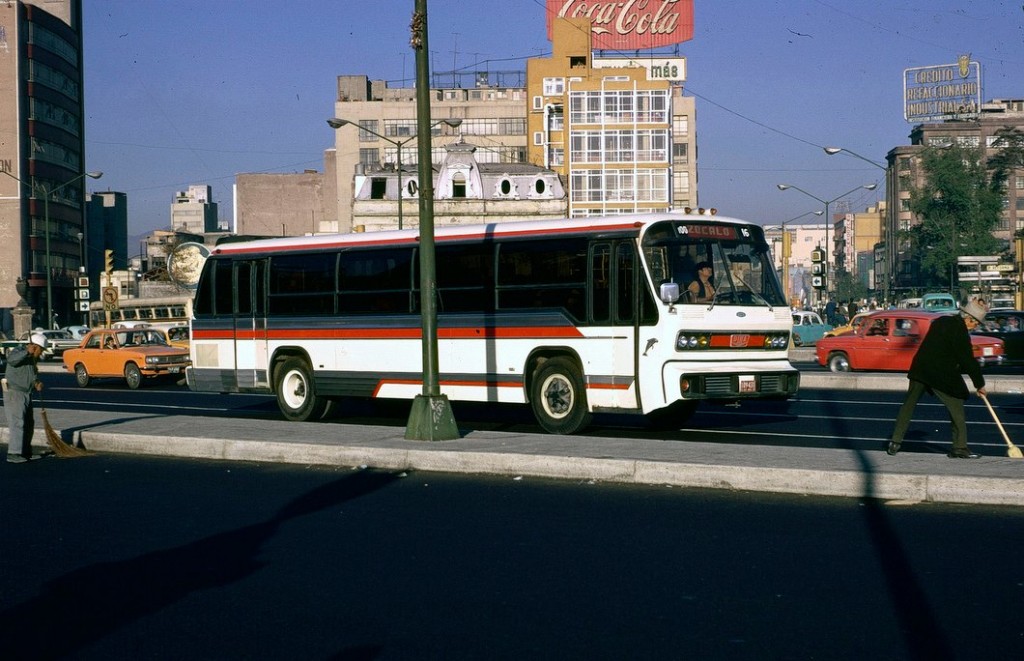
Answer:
[0, 457, 1022, 660]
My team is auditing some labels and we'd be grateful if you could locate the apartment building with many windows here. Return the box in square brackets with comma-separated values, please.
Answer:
[526, 18, 696, 217]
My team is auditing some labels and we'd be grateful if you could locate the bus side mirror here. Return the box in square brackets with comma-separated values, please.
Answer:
[660, 281, 680, 304]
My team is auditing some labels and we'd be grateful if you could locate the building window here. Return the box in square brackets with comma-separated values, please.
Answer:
[384, 119, 417, 137]
[570, 129, 669, 164]
[673, 115, 689, 136]
[569, 89, 669, 124]
[1016, 176, 1024, 190]
[370, 178, 387, 199]
[533, 132, 544, 146]
[358, 120, 379, 142]
[672, 142, 688, 163]
[359, 148, 379, 166]
[543, 77, 565, 95]
[453, 174, 467, 198]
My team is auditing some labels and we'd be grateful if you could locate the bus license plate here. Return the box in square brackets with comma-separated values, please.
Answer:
[739, 375, 756, 393]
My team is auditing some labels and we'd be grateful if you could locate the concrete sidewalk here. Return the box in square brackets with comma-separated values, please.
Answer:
[8, 356, 1024, 506]
[4, 379, 1023, 507]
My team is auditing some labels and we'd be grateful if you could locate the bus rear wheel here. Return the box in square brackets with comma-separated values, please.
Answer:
[275, 357, 329, 422]
[530, 357, 592, 435]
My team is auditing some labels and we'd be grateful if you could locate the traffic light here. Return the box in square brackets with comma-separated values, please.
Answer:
[104, 249, 114, 275]
[811, 247, 826, 291]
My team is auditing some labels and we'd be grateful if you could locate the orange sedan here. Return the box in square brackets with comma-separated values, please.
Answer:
[63, 328, 191, 389]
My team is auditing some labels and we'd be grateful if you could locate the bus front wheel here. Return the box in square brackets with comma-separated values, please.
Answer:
[275, 357, 329, 422]
[530, 357, 592, 435]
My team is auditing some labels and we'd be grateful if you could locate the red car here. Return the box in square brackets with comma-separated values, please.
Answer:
[815, 310, 1004, 372]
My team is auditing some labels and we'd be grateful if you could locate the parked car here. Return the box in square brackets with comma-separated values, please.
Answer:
[790, 310, 833, 347]
[19, 329, 81, 361]
[62, 328, 191, 389]
[816, 310, 1004, 372]
[61, 325, 91, 340]
[162, 324, 190, 349]
[974, 310, 1024, 364]
[823, 311, 872, 338]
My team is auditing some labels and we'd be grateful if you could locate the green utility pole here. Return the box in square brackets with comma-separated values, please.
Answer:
[405, 0, 459, 440]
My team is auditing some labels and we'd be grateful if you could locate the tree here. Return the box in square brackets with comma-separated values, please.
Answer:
[905, 143, 1003, 289]
[833, 270, 867, 304]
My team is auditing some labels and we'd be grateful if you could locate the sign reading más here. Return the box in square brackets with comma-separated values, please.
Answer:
[546, 0, 694, 50]
[904, 57, 981, 123]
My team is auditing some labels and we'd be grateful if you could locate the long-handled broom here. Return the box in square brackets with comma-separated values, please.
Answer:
[39, 394, 91, 458]
[979, 392, 1023, 459]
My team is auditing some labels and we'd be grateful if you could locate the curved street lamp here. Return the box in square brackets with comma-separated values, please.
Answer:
[327, 117, 462, 230]
[824, 146, 894, 300]
[777, 182, 877, 300]
[1, 169, 102, 329]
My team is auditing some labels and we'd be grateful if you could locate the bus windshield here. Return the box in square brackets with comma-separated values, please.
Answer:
[641, 220, 786, 307]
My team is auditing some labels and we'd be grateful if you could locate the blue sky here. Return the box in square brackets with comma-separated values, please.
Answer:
[82, 0, 1024, 239]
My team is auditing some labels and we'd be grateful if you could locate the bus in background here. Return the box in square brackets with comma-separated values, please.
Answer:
[187, 211, 799, 434]
[89, 294, 194, 330]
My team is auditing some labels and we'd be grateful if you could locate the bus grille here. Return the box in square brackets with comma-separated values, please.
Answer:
[704, 374, 785, 395]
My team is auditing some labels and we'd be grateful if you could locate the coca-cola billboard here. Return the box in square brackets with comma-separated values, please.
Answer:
[546, 0, 694, 50]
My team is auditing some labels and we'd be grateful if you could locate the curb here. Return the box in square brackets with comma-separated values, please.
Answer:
[69, 430, 1024, 507]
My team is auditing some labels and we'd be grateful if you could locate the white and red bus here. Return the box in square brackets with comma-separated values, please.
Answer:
[186, 210, 798, 433]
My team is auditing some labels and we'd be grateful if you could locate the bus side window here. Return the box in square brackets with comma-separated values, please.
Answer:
[213, 259, 234, 315]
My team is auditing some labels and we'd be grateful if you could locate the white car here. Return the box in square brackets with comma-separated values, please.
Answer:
[61, 325, 91, 340]
[19, 329, 82, 361]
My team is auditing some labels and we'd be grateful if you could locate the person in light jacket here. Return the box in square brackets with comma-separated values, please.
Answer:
[887, 298, 988, 459]
[2, 333, 47, 463]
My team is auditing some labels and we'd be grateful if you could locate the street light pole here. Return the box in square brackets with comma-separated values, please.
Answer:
[327, 117, 461, 230]
[777, 182, 877, 303]
[824, 146, 892, 301]
[403, 0, 459, 440]
[2, 169, 102, 329]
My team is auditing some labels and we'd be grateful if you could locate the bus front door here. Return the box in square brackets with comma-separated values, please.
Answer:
[234, 260, 270, 391]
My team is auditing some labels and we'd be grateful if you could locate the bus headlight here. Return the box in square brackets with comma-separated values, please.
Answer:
[676, 333, 711, 350]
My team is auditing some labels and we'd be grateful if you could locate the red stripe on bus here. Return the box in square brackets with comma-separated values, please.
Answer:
[195, 326, 584, 341]
[586, 382, 632, 390]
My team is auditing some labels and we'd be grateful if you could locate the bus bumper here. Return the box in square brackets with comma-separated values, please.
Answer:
[664, 359, 800, 401]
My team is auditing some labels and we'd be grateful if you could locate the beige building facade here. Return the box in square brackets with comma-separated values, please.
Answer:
[235, 172, 327, 237]
[352, 140, 566, 233]
[327, 74, 528, 233]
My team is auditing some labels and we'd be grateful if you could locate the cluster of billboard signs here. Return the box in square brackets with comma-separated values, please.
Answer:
[904, 55, 981, 123]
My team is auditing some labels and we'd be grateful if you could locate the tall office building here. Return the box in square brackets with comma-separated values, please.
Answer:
[171, 184, 220, 234]
[0, 0, 88, 334]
